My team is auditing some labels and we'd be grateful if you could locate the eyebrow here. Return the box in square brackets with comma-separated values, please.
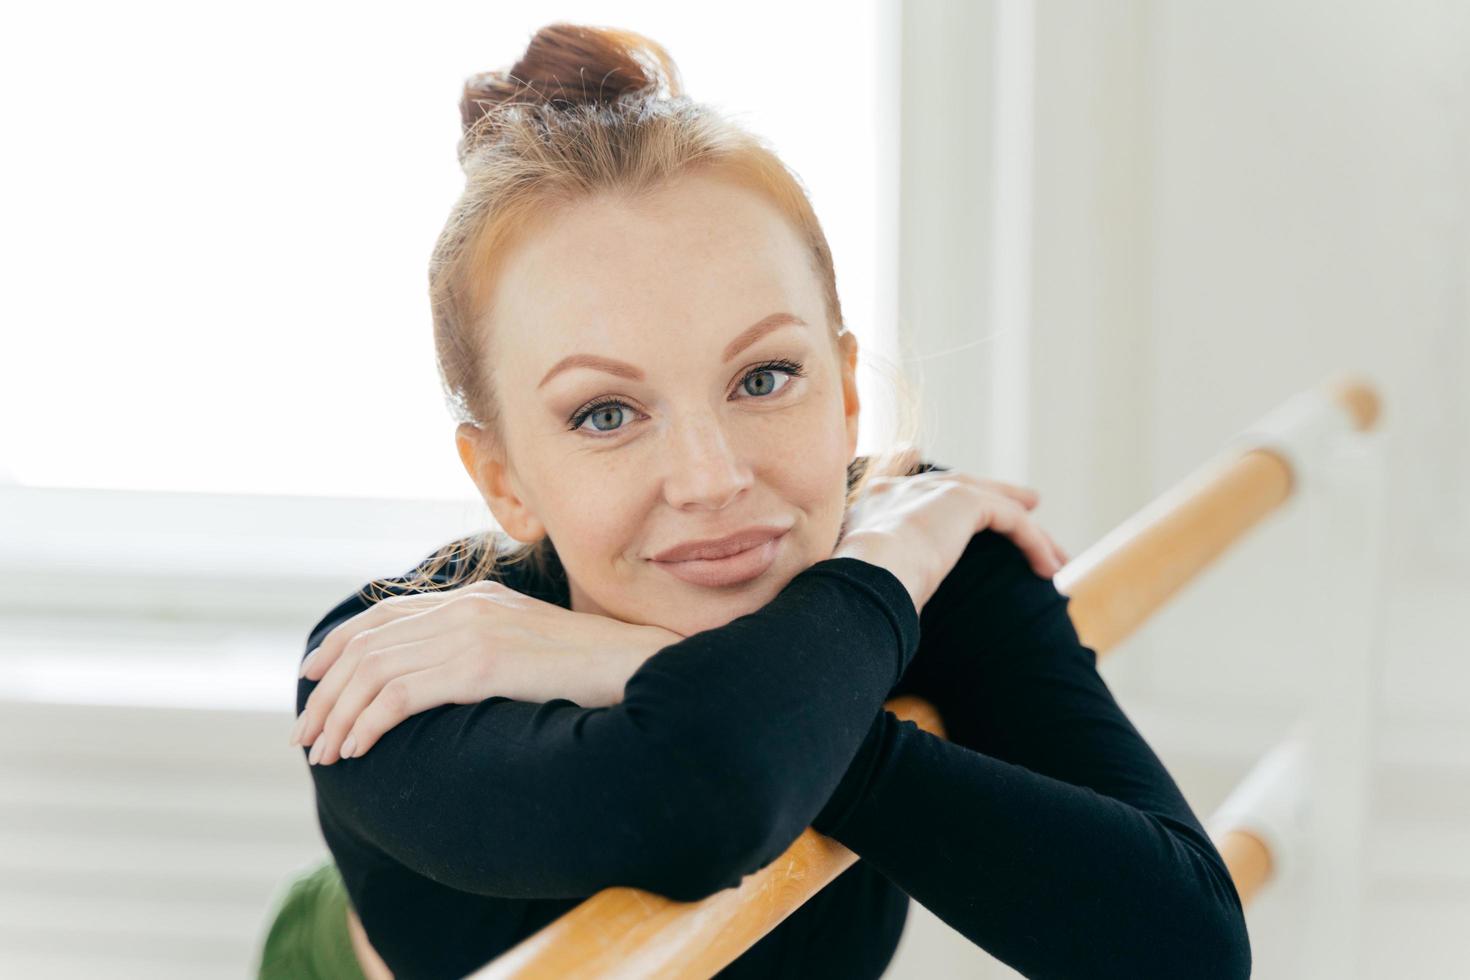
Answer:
[536, 312, 808, 390]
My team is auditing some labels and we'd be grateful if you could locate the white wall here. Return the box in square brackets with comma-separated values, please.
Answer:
[889, 1, 1469, 977]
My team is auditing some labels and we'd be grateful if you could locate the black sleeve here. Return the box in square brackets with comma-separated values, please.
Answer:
[297, 555, 920, 904]
[811, 529, 1252, 980]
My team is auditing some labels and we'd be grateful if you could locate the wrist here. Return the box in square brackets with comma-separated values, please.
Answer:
[609, 625, 681, 705]
[832, 537, 921, 616]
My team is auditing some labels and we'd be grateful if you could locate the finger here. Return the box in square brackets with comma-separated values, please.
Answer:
[1002, 483, 1041, 510]
[336, 660, 478, 763]
[303, 585, 497, 681]
[978, 497, 1063, 578]
[302, 591, 428, 680]
[297, 627, 379, 752]
[959, 474, 1041, 510]
[310, 639, 450, 766]
[299, 613, 440, 750]
[1038, 528, 1069, 567]
[922, 468, 1031, 498]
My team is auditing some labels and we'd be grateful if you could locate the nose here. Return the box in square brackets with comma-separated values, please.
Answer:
[660, 411, 754, 510]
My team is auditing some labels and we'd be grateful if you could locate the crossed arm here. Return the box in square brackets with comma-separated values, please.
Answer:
[297, 555, 922, 903]
[294, 529, 1248, 979]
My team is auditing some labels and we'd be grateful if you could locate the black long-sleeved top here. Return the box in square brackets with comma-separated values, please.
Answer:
[295, 458, 1251, 979]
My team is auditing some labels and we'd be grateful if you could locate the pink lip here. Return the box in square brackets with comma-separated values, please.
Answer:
[650, 525, 792, 563]
[651, 529, 788, 587]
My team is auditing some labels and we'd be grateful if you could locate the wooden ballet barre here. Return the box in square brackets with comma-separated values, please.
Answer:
[1207, 719, 1316, 907]
[469, 374, 1382, 980]
[1052, 374, 1380, 652]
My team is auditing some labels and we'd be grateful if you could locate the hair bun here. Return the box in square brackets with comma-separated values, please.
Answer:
[460, 23, 685, 138]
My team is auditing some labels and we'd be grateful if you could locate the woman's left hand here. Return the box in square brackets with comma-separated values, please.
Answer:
[289, 581, 682, 767]
[971, 478, 1070, 573]
[879, 446, 1069, 574]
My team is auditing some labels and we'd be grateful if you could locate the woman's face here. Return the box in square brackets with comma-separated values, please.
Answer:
[458, 170, 861, 638]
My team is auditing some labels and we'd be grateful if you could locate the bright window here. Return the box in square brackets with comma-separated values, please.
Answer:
[0, 1, 881, 501]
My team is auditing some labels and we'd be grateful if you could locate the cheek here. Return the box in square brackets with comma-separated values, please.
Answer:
[769, 441, 853, 559]
[778, 451, 844, 509]
[513, 442, 645, 569]
[755, 374, 850, 460]
[781, 397, 853, 493]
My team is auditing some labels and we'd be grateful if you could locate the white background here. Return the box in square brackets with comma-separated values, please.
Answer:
[0, 1, 883, 501]
[1, 1, 1466, 978]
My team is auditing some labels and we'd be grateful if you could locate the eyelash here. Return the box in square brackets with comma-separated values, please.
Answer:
[565, 358, 808, 437]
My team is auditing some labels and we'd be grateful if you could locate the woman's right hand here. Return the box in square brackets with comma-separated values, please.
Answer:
[292, 585, 683, 766]
[834, 456, 1065, 614]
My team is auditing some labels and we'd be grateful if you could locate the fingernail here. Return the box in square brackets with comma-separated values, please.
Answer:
[340, 734, 357, 759]
[289, 715, 307, 747]
[308, 738, 324, 765]
[300, 649, 318, 677]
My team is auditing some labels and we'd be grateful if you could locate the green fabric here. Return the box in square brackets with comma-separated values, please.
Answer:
[256, 858, 372, 980]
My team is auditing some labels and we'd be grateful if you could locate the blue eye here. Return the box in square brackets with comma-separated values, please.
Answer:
[566, 358, 807, 437]
[571, 401, 631, 436]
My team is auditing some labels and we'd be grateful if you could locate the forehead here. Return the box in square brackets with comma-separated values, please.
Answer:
[489, 173, 821, 362]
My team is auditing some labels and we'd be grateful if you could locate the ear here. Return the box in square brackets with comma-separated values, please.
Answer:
[455, 422, 547, 545]
[836, 328, 861, 461]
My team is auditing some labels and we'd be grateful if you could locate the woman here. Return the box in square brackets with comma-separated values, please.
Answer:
[257, 23, 1250, 980]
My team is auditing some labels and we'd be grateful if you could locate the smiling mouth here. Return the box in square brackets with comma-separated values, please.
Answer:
[651, 530, 788, 587]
